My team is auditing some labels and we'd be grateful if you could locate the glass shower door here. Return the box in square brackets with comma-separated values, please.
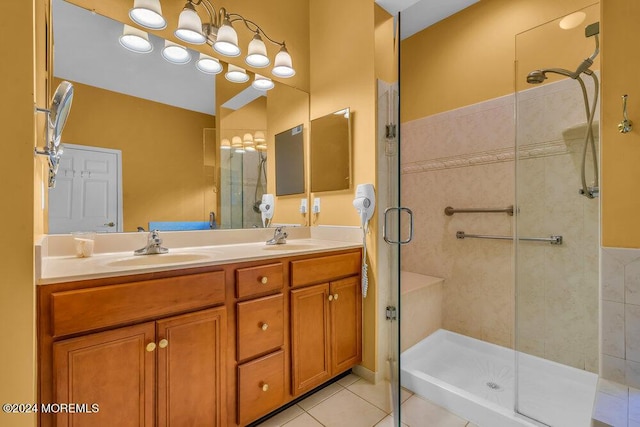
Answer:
[514, 4, 600, 426]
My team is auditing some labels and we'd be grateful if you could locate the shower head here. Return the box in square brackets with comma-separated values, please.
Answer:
[526, 70, 547, 84]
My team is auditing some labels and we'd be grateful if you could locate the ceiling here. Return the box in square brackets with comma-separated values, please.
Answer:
[375, 0, 480, 40]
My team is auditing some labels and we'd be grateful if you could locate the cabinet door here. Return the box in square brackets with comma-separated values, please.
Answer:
[290, 283, 331, 395]
[330, 276, 362, 373]
[53, 322, 155, 427]
[156, 307, 227, 427]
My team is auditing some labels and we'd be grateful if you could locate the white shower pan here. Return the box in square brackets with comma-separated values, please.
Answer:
[401, 329, 598, 427]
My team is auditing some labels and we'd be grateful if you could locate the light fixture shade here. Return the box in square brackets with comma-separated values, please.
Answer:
[252, 74, 275, 91]
[243, 133, 256, 151]
[196, 53, 222, 74]
[245, 34, 270, 68]
[225, 64, 249, 83]
[232, 136, 244, 153]
[175, 5, 206, 44]
[213, 19, 240, 57]
[162, 40, 191, 64]
[254, 131, 266, 143]
[256, 142, 267, 151]
[272, 45, 295, 78]
[119, 25, 153, 53]
[129, 0, 167, 30]
[220, 138, 231, 149]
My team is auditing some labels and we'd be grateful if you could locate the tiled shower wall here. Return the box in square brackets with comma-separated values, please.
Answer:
[400, 76, 599, 371]
[601, 248, 640, 388]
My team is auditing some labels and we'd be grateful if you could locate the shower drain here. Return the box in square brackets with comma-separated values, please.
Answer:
[486, 381, 501, 390]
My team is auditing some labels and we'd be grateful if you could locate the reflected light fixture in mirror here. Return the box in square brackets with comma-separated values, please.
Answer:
[129, 0, 166, 30]
[119, 25, 153, 53]
[252, 74, 275, 91]
[221, 138, 231, 149]
[128, 0, 295, 78]
[226, 64, 249, 83]
[243, 133, 256, 151]
[232, 136, 244, 153]
[196, 53, 223, 74]
[162, 40, 191, 64]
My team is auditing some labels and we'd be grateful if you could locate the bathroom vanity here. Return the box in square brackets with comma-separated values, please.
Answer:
[36, 234, 362, 427]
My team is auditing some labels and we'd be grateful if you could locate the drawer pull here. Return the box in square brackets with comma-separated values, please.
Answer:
[146, 342, 157, 352]
[261, 383, 269, 392]
[260, 276, 268, 284]
[334, 293, 339, 300]
[158, 339, 169, 349]
[260, 322, 269, 331]
[328, 294, 334, 301]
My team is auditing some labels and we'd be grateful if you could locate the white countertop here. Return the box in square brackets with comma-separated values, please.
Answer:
[37, 227, 363, 285]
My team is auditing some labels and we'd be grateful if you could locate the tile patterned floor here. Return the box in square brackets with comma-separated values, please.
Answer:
[255, 374, 478, 427]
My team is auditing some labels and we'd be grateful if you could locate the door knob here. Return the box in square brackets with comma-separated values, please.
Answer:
[158, 339, 168, 348]
[328, 294, 334, 301]
[260, 276, 268, 284]
[333, 294, 339, 300]
[104, 222, 115, 227]
[260, 323, 269, 331]
[146, 342, 157, 352]
[261, 383, 269, 392]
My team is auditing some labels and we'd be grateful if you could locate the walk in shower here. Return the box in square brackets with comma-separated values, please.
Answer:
[398, 4, 601, 426]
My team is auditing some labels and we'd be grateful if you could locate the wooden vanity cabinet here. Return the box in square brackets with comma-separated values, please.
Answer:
[40, 269, 227, 427]
[290, 253, 362, 396]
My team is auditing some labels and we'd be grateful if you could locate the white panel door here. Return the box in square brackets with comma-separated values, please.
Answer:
[49, 145, 122, 233]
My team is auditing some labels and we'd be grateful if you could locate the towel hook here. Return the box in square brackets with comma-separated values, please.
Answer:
[618, 94, 633, 134]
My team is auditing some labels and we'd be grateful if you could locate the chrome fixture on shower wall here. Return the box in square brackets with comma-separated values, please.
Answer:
[618, 94, 633, 133]
[526, 21, 600, 199]
[34, 81, 74, 188]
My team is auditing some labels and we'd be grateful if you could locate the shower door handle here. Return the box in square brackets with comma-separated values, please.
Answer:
[383, 207, 413, 244]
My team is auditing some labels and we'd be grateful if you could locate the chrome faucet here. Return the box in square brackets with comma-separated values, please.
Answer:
[134, 230, 169, 255]
[266, 227, 288, 245]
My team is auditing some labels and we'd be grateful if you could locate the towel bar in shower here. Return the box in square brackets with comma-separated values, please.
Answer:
[456, 231, 563, 245]
[444, 205, 514, 216]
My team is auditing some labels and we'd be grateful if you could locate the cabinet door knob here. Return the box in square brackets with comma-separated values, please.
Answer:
[260, 323, 269, 331]
[334, 294, 339, 300]
[158, 339, 169, 348]
[261, 383, 269, 392]
[260, 276, 268, 284]
[146, 342, 157, 352]
[328, 294, 334, 301]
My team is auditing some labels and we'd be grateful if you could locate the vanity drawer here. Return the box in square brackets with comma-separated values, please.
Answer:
[236, 294, 284, 361]
[237, 350, 285, 426]
[291, 251, 361, 288]
[236, 263, 283, 298]
[50, 271, 225, 337]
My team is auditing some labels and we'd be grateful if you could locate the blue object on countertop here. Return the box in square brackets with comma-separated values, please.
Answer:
[148, 221, 212, 231]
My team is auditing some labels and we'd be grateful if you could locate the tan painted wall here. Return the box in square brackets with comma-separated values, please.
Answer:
[309, 0, 377, 372]
[65, 0, 310, 92]
[401, 0, 599, 122]
[55, 79, 216, 232]
[601, 0, 640, 248]
[0, 0, 40, 425]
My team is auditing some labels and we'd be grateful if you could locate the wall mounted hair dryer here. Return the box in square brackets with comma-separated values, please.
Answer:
[353, 184, 375, 298]
[259, 194, 275, 228]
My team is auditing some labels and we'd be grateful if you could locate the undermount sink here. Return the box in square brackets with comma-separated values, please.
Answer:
[106, 253, 214, 267]
[261, 243, 321, 251]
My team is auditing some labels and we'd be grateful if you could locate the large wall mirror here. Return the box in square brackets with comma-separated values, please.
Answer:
[310, 108, 351, 192]
[48, 0, 309, 233]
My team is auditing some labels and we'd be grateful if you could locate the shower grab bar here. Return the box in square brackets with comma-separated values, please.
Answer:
[456, 231, 563, 245]
[444, 205, 514, 216]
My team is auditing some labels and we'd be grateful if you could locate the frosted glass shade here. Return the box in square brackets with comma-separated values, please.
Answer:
[161, 40, 191, 64]
[251, 74, 275, 91]
[272, 45, 295, 78]
[213, 19, 240, 57]
[225, 64, 249, 83]
[243, 133, 255, 151]
[196, 53, 222, 74]
[245, 34, 270, 68]
[232, 136, 244, 153]
[220, 138, 231, 150]
[254, 131, 266, 143]
[175, 6, 206, 44]
[119, 25, 153, 53]
[129, 0, 166, 30]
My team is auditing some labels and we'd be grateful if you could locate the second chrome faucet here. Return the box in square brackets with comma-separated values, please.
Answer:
[135, 230, 169, 255]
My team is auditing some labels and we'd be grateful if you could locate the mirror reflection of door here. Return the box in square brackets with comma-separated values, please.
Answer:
[48, 144, 122, 234]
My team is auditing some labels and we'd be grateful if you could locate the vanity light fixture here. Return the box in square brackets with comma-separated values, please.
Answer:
[129, 0, 296, 78]
[252, 74, 275, 91]
[220, 138, 231, 149]
[129, 0, 167, 30]
[243, 133, 256, 151]
[162, 40, 191, 64]
[196, 53, 223, 74]
[254, 130, 266, 143]
[119, 25, 153, 53]
[225, 64, 249, 83]
[232, 136, 244, 153]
